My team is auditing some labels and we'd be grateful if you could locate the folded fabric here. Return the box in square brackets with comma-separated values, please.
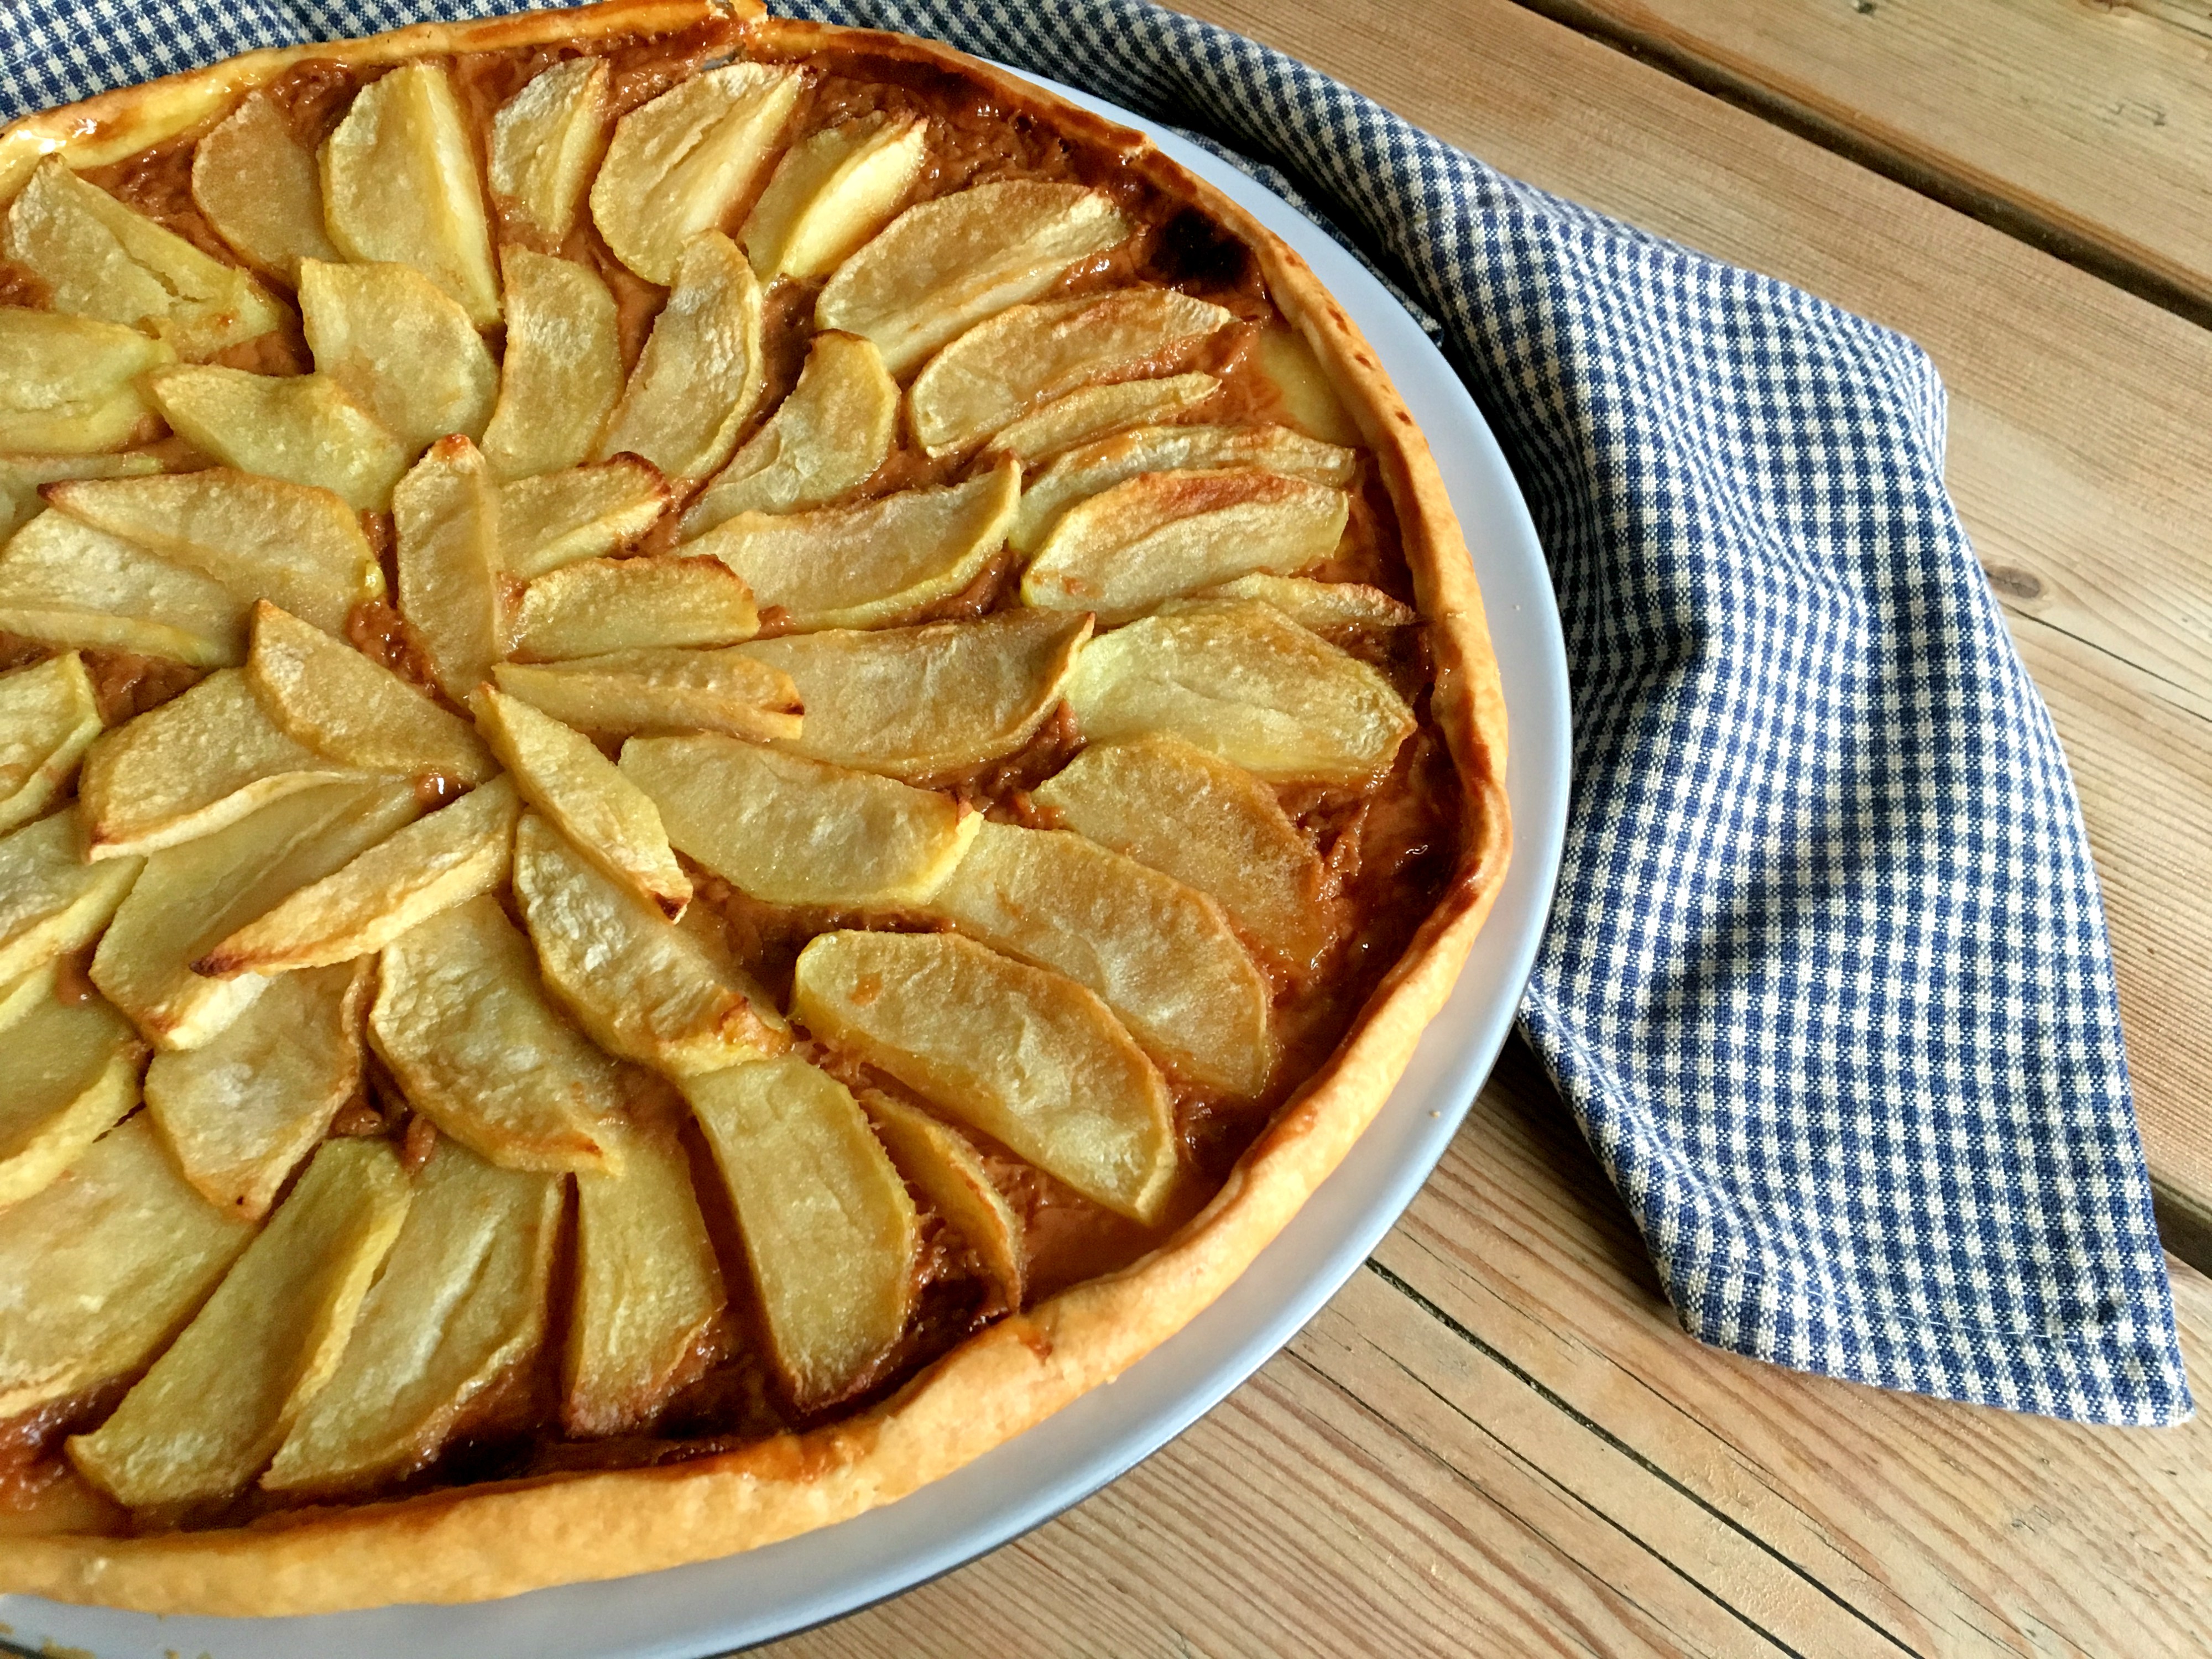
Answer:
[0, 0, 2187, 1425]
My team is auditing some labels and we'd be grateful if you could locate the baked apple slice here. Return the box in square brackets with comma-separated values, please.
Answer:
[742, 112, 927, 281]
[320, 62, 502, 325]
[0, 810, 142, 986]
[596, 232, 765, 482]
[792, 930, 1176, 1223]
[147, 366, 408, 513]
[0, 452, 163, 541]
[481, 250, 624, 481]
[0, 308, 172, 453]
[511, 556, 759, 660]
[0, 510, 246, 668]
[488, 56, 612, 245]
[679, 331, 896, 535]
[990, 371, 1217, 465]
[1253, 325, 1361, 446]
[395, 436, 504, 703]
[492, 648, 801, 744]
[1191, 573, 1416, 640]
[0, 961, 144, 1209]
[0, 651, 102, 834]
[300, 259, 499, 455]
[863, 1092, 1026, 1310]
[189, 90, 340, 283]
[498, 458, 669, 579]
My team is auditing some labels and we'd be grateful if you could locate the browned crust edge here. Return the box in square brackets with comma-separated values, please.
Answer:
[0, 2, 1514, 1615]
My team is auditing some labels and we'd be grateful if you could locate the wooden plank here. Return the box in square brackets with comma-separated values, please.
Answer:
[1166, 0, 2212, 1245]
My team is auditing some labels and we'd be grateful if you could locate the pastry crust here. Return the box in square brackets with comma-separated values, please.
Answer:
[0, 0, 1511, 1613]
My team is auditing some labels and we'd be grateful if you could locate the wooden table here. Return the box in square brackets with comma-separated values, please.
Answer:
[766, 4, 2212, 1651]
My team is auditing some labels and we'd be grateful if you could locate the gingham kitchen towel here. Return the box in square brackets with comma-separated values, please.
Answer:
[1, 0, 2189, 1426]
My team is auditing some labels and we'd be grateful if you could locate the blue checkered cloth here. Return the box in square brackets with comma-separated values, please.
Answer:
[2, 0, 2189, 1426]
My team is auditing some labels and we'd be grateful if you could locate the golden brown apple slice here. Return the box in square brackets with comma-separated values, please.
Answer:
[76, 667, 356, 861]
[1020, 467, 1350, 622]
[1065, 599, 1416, 787]
[0, 510, 246, 667]
[1254, 325, 1360, 446]
[815, 181, 1131, 375]
[3, 158, 284, 360]
[691, 457, 1018, 632]
[196, 775, 519, 978]
[566, 1124, 728, 1438]
[622, 734, 978, 908]
[262, 1140, 563, 1498]
[742, 112, 926, 281]
[320, 62, 502, 326]
[590, 64, 805, 285]
[512, 555, 759, 661]
[369, 893, 635, 1174]
[0, 651, 102, 834]
[990, 371, 1217, 465]
[926, 818, 1273, 1097]
[143, 960, 371, 1219]
[491, 648, 801, 744]
[0, 810, 141, 987]
[1010, 422, 1358, 552]
[1190, 573, 1416, 640]
[0, 308, 172, 453]
[1034, 734, 1336, 971]
[488, 56, 611, 245]
[91, 776, 421, 1051]
[678, 331, 896, 535]
[300, 259, 499, 454]
[685, 1055, 917, 1411]
[498, 458, 670, 579]
[67, 1138, 413, 1514]
[473, 686, 690, 917]
[147, 365, 408, 512]
[0, 962, 144, 1209]
[909, 288, 1235, 457]
[481, 251, 624, 481]
[0, 1115, 256, 1420]
[189, 89, 340, 283]
[0, 451, 163, 540]
[863, 1092, 1025, 1310]
[245, 599, 496, 785]
[515, 811, 785, 1077]
[46, 468, 384, 636]
[736, 609, 1088, 780]
[595, 232, 765, 483]
[394, 435, 504, 702]
[794, 930, 1175, 1222]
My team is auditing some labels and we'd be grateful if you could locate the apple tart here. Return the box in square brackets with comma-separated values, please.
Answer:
[0, 0, 1509, 1614]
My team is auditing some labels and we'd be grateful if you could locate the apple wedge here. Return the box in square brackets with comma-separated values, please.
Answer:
[1062, 599, 1417, 786]
[685, 1056, 918, 1411]
[815, 181, 1131, 375]
[512, 556, 759, 660]
[147, 366, 408, 512]
[596, 232, 765, 483]
[622, 734, 978, 909]
[926, 818, 1273, 1097]
[0, 451, 163, 540]
[67, 1138, 413, 1515]
[863, 1092, 1026, 1310]
[473, 686, 690, 917]
[498, 458, 669, 579]
[76, 667, 356, 861]
[1034, 734, 1337, 971]
[1190, 573, 1416, 639]
[262, 1140, 564, 1498]
[488, 56, 612, 245]
[793, 930, 1175, 1223]
[300, 259, 499, 455]
[0, 307, 173, 453]
[0, 1115, 256, 1420]
[46, 468, 385, 637]
[245, 599, 496, 784]
[394, 435, 504, 703]
[515, 811, 786, 1077]
[679, 331, 896, 535]
[566, 1124, 728, 1438]
[196, 775, 519, 977]
[144, 960, 372, 1219]
[0, 810, 142, 986]
[0, 961, 145, 1209]
[991, 371, 1218, 464]
[491, 648, 801, 744]
[742, 112, 926, 282]
[909, 288, 1235, 457]
[91, 776, 421, 1051]
[691, 457, 1018, 632]
[0, 650, 102, 834]
[0, 509, 247, 667]
[189, 90, 340, 283]
[590, 64, 804, 285]
[368, 893, 635, 1175]
[4, 157, 284, 361]
[736, 609, 1088, 780]
[320, 62, 502, 325]
[481, 250, 624, 481]
[1254, 325, 1360, 446]
[1020, 467, 1350, 622]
